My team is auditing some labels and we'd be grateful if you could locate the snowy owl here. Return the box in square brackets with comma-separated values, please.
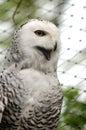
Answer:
[0, 19, 63, 130]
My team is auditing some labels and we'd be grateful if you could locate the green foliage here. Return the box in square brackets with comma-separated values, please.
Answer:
[0, 0, 36, 26]
[58, 88, 86, 130]
[0, 0, 59, 27]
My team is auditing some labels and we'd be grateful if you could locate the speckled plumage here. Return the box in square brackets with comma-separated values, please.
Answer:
[0, 19, 63, 130]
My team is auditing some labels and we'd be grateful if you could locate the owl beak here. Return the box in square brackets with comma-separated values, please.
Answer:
[36, 46, 52, 60]
[42, 49, 52, 60]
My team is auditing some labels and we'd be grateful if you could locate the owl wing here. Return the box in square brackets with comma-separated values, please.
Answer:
[0, 76, 8, 123]
[0, 68, 20, 123]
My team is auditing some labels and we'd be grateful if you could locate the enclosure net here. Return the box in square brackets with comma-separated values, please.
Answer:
[0, 0, 86, 129]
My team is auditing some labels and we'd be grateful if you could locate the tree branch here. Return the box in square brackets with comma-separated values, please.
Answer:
[12, 0, 22, 25]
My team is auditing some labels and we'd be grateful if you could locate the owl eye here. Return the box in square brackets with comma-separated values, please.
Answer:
[34, 30, 47, 37]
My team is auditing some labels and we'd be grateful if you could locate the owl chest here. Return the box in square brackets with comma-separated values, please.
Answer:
[20, 89, 61, 130]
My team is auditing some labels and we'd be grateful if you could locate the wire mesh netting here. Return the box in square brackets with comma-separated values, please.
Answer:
[0, 0, 86, 129]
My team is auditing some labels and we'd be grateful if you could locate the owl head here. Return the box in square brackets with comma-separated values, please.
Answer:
[6, 19, 61, 73]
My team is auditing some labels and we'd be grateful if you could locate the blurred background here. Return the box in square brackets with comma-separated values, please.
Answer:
[0, 0, 86, 129]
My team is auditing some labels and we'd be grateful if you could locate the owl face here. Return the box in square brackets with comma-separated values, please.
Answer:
[11, 19, 61, 72]
[17, 19, 60, 61]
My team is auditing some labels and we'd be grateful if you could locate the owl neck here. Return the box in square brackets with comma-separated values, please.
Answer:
[5, 54, 57, 77]
[32, 61, 57, 78]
